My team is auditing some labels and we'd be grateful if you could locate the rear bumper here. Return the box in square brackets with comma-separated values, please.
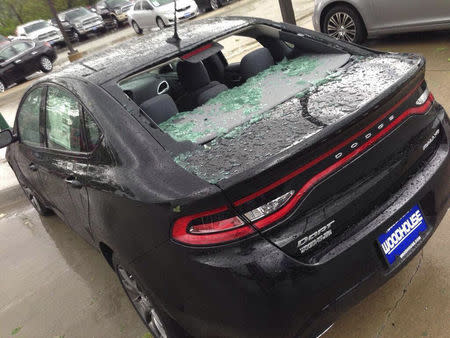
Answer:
[131, 106, 449, 337]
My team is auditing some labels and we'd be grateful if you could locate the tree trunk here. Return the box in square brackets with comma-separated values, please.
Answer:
[8, 4, 24, 24]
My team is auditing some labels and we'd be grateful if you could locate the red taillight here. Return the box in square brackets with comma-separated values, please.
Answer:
[172, 85, 433, 246]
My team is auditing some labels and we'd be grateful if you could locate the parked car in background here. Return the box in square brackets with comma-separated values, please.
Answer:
[50, 18, 80, 43]
[60, 7, 106, 39]
[128, 0, 199, 33]
[0, 40, 56, 93]
[16, 20, 64, 46]
[95, 0, 134, 26]
[1, 16, 448, 338]
[313, 0, 450, 43]
[195, 0, 232, 11]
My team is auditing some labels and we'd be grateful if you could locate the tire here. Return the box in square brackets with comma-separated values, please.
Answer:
[21, 186, 53, 216]
[113, 255, 188, 338]
[72, 31, 80, 43]
[112, 17, 119, 30]
[132, 20, 143, 35]
[322, 5, 366, 44]
[156, 17, 165, 30]
[0, 79, 6, 93]
[39, 56, 53, 73]
[209, 0, 220, 10]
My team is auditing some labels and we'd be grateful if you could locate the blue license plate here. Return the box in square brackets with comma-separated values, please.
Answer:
[184, 13, 191, 18]
[378, 205, 427, 265]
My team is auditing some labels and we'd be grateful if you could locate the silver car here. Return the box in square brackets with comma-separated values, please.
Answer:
[128, 0, 199, 34]
[313, 0, 450, 43]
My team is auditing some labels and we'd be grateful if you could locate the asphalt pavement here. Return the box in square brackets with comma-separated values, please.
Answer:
[0, 0, 449, 337]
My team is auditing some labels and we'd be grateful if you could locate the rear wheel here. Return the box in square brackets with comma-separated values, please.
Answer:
[132, 20, 143, 34]
[156, 17, 165, 30]
[209, 0, 219, 10]
[322, 5, 366, 44]
[22, 187, 53, 216]
[113, 255, 187, 338]
[39, 56, 53, 73]
[0, 79, 6, 93]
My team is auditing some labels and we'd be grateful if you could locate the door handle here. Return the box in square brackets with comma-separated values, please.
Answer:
[29, 163, 38, 172]
[65, 176, 83, 189]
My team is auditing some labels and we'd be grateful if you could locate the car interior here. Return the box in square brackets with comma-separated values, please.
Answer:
[118, 24, 348, 130]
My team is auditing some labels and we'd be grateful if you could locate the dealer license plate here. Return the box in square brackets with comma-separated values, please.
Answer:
[377, 205, 427, 266]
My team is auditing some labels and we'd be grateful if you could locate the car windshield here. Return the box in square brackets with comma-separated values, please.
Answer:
[106, 0, 126, 7]
[24, 21, 49, 33]
[65, 8, 90, 20]
[149, 0, 173, 7]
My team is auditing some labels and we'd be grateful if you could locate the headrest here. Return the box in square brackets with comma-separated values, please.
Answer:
[177, 61, 211, 91]
[240, 47, 275, 81]
[140, 94, 179, 125]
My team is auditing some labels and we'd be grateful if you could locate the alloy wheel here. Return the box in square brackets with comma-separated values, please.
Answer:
[117, 266, 168, 338]
[40, 56, 53, 72]
[326, 12, 357, 42]
[0, 80, 5, 93]
[210, 0, 219, 10]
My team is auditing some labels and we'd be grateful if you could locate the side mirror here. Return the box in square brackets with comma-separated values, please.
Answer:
[0, 129, 15, 149]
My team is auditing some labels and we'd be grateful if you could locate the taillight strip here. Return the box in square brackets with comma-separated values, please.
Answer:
[252, 94, 433, 229]
[234, 81, 426, 206]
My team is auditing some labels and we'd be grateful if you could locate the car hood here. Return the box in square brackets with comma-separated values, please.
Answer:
[70, 14, 99, 24]
[26, 26, 59, 39]
[112, 1, 131, 10]
[158, 0, 194, 13]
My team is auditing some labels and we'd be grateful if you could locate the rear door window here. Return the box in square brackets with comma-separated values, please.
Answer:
[83, 112, 101, 152]
[0, 46, 18, 61]
[17, 87, 44, 147]
[45, 86, 83, 152]
[13, 42, 33, 54]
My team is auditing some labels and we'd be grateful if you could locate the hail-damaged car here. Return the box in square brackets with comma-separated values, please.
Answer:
[0, 17, 448, 338]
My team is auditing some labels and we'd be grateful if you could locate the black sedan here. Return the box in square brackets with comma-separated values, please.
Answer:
[1, 17, 449, 338]
[195, 0, 233, 11]
[0, 40, 56, 92]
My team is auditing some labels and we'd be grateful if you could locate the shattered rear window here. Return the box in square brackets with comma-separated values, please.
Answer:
[159, 53, 350, 144]
[168, 54, 421, 184]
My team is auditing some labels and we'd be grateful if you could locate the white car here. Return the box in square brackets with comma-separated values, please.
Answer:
[16, 20, 64, 46]
[128, 0, 199, 34]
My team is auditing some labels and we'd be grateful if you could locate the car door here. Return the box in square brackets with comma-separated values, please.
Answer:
[38, 85, 95, 244]
[13, 87, 48, 201]
[0, 45, 22, 85]
[132, 1, 143, 26]
[11, 41, 38, 77]
[141, 0, 157, 28]
[371, 0, 449, 31]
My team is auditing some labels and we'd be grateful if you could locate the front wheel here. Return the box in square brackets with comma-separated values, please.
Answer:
[132, 20, 143, 34]
[39, 56, 53, 73]
[0, 79, 6, 93]
[322, 5, 366, 44]
[209, 0, 220, 10]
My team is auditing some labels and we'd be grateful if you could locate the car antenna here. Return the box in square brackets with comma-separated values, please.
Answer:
[166, 0, 181, 44]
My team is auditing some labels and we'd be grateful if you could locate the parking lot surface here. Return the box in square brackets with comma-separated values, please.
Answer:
[0, 0, 448, 337]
